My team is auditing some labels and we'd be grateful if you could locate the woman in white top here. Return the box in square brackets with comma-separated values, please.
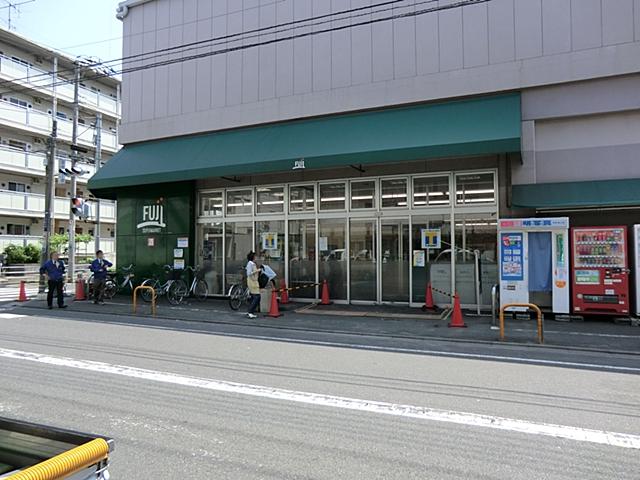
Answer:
[245, 251, 262, 318]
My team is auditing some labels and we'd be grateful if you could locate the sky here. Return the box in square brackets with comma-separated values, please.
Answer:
[2, 0, 123, 63]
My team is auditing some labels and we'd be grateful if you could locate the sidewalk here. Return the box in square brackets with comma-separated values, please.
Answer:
[14, 295, 640, 354]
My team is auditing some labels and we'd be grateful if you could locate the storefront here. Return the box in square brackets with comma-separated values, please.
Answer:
[196, 170, 498, 309]
[88, 94, 520, 310]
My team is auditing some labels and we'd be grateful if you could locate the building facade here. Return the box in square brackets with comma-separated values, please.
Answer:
[91, 0, 640, 310]
[0, 28, 120, 259]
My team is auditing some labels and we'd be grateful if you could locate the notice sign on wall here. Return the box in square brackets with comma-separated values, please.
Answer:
[421, 229, 441, 249]
[413, 250, 425, 267]
[500, 233, 524, 281]
[147, 237, 155, 247]
[261, 232, 278, 251]
[177, 237, 189, 248]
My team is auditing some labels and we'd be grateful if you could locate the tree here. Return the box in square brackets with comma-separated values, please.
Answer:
[23, 243, 41, 263]
[3, 244, 28, 264]
[48, 233, 94, 256]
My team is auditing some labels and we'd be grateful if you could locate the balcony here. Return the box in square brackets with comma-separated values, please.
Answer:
[0, 101, 118, 152]
[0, 55, 120, 118]
[0, 145, 97, 183]
[0, 190, 116, 222]
[0, 235, 116, 256]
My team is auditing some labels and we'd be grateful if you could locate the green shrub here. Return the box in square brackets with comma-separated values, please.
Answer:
[23, 243, 41, 263]
[3, 244, 28, 264]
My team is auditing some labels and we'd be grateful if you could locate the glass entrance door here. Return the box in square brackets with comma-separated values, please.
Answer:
[381, 218, 410, 302]
[349, 219, 377, 301]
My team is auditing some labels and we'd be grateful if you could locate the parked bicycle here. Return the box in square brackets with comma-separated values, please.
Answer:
[184, 265, 209, 301]
[228, 268, 251, 310]
[98, 264, 135, 300]
[140, 265, 188, 305]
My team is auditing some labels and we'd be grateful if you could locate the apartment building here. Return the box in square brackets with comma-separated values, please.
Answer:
[0, 27, 120, 259]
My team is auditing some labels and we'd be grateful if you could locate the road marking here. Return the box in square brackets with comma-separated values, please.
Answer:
[1, 347, 639, 450]
[0, 313, 25, 319]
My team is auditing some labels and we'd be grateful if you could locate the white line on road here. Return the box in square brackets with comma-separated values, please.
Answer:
[1, 347, 639, 450]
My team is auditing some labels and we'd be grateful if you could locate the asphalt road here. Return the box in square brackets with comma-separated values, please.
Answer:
[1, 309, 639, 479]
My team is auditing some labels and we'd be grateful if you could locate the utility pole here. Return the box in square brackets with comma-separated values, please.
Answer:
[94, 113, 102, 252]
[39, 56, 57, 294]
[68, 62, 80, 280]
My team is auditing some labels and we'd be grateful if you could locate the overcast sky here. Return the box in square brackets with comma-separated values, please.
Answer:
[4, 0, 123, 62]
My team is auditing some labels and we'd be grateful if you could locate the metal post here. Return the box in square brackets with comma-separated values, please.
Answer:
[94, 113, 102, 252]
[474, 249, 481, 315]
[39, 56, 58, 294]
[68, 63, 80, 279]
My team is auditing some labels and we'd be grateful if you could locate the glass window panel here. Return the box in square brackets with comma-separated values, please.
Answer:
[255, 220, 285, 283]
[224, 222, 254, 287]
[411, 215, 452, 304]
[198, 222, 223, 295]
[289, 184, 315, 213]
[454, 214, 498, 306]
[289, 219, 317, 299]
[381, 219, 409, 302]
[350, 219, 377, 301]
[319, 183, 346, 211]
[413, 176, 450, 207]
[199, 191, 223, 217]
[318, 219, 347, 300]
[381, 178, 408, 208]
[226, 189, 253, 215]
[455, 173, 495, 205]
[256, 186, 284, 214]
[350, 180, 375, 209]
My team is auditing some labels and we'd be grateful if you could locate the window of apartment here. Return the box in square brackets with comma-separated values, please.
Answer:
[350, 180, 376, 210]
[319, 183, 346, 211]
[8, 182, 26, 192]
[90, 86, 101, 93]
[289, 184, 315, 213]
[8, 97, 30, 108]
[413, 176, 450, 207]
[199, 191, 223, 217]
[78, 118, 86, 125]
[381, 178, 408, 208]
[226, 189, 253, 216]
[7, 224, 28, 235]
[7, 139, 29, 151]
[455, 172, 496, 205]
[56, 112, 68, 120]
[11, 56, 30, 67]
[256, 186, 284, 214]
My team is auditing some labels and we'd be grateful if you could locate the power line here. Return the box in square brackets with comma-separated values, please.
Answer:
[2, 0, 489, 97]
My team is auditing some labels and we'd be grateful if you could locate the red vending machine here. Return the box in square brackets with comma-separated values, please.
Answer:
[572, 226, 629, 315]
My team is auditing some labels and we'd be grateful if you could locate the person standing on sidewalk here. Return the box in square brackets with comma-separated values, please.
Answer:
[90, 250, 113, 305]
[39, 251, 67, 310]
[245, 251, 262, 319]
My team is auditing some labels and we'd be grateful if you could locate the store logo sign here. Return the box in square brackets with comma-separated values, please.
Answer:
[137, 204, 166, 230]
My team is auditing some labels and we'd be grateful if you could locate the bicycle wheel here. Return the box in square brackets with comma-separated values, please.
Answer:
[168, 280, 188, 305]
[103, 280, 117, 299]
[228, 284, 244, 310]
[194, 279, 208, 301]
[140, 279, 159, 302]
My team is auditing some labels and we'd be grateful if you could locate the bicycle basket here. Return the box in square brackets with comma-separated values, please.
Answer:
[225, 273, 242, 285]
[168, 269, 183, 281]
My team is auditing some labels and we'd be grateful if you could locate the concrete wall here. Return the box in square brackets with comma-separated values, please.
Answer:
[515, 73, 640, 185]
[120, 0, 640, 144]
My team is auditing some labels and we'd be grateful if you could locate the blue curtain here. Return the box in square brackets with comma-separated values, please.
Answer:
[528, 232, 552, 292]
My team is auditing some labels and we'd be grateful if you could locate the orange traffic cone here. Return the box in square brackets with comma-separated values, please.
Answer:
[75, 279, 86, 301]
[17, 280, 28, 302]
[267, 288, 281, 318]
[280, 280, 290, 304]
[422, 282, 435, 311]
[320, 280, 332, 305]
[448, 293, 467, 328]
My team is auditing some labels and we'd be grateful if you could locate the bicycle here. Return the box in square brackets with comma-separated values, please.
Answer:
[140, 265, 188, 305]
[100, 264, 135, 300]
[184, 265, 209, 301]
[228, 268, 251, 311]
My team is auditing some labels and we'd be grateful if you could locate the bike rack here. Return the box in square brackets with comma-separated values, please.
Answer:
[133, 285, 157, 316]
[499, 303, 543, 344]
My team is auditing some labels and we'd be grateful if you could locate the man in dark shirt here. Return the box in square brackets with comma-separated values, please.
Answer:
[89, 250, 113, 305]
[40, 251, 67, 309]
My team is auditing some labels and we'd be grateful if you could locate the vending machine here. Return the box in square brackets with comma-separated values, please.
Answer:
[572, 226, 629, 315]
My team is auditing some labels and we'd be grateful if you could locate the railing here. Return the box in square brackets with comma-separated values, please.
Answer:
[0, 101, 118, 150]
[0, 190, 117, 221]
[0, 54, 120, 117]
[0, 235, 42, 250]
[0, 146, 97, 182]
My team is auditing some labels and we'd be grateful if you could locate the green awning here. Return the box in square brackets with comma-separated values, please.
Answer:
[512, 179, 640, 209]
[89, 93, 521, 196]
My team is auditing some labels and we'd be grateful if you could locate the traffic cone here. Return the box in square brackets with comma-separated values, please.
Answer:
[17, 281, 28, 302]
[280, 280, 290, 304]
[75, 279, 86, 301]
[267, 288, 281, 318]
[448, 293, 467, 328]
[422, 282, 435, 311]
[320, 280, 332, 305]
